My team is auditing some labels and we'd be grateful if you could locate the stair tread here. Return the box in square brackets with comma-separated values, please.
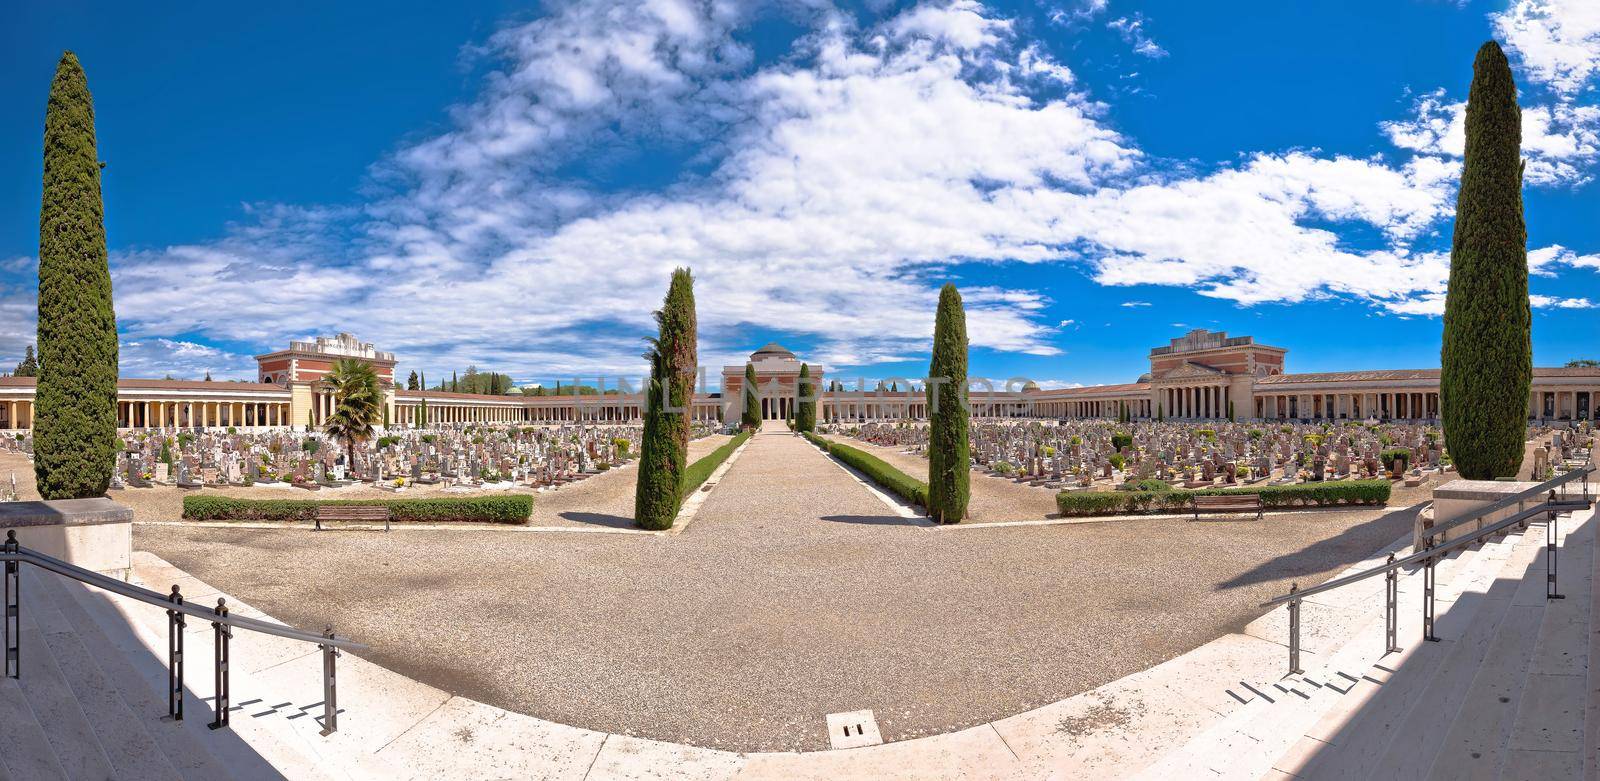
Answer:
[57, 573, 332, 780]
[23, 569, 188, 781]
[1291, 521, 1551, 779]
[28, 568, 246, 781]
[0, 677, 68, 781]
[11, 572, 120, 781]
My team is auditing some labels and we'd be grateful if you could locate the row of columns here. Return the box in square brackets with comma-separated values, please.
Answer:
[117, 400, 291, 429]
[1532, 389, 1599, 420]
[1034, 399, 1152, 418]
[1162, 384, 1232, 419]
[1256, 391, 1439, 421]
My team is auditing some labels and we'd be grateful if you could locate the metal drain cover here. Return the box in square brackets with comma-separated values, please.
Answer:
[826, 709, 883, 749]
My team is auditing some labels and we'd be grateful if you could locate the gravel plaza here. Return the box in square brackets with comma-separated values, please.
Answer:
[124, 426, 1436, 752]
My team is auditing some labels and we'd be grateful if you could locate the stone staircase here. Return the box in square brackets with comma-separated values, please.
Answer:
[0, 558, 403, 780]
[1136, 503, 1596, 779]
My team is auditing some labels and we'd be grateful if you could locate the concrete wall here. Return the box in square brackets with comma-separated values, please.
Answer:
[1419, 479, 1545, 551]
[0, 497, 133, 579]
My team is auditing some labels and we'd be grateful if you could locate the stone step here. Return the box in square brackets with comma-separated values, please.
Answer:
[1134, 526, 1533, 779]
[60, 576, 340, 777]
[29, 592, 185, 781]
[1279, 514, 1574, 779]
[25, 567, 245, 781]
[10, 573, 119, 780]
[124, 554, 417, 779]
[0, 677, 68, 781]
[1496, 508, 1593, 778]
[1419, 534, 1554, 780]
[1362, 533, 1547, 778]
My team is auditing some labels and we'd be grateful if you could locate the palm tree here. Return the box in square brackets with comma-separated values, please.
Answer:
[322, 358, 383, 470]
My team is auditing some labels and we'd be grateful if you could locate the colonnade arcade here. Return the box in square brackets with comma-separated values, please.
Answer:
[118, 399, 292, 429]
[1255, 391, 1440, 421]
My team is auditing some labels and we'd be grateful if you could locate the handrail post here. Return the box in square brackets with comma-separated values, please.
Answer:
[1287, 584, 1303, 675]
[1422, 545, 1438, 642]
[1547, 490, 1565, 600]
[209, 598, 230, 730]
[1384, 553, 1399, 655]
[319, 626, 339, 735]
[4, 530, 18, 679]
[167, 585, 185, 720]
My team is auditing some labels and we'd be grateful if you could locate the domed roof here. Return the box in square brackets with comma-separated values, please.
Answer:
[1136, 372, 1153, 383]
[751, 342, 796, 360]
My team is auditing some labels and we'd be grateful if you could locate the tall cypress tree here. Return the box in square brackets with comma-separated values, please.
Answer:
[796, 363, 816, 432]
[741, 362, 761, 429]
[634, 268, 697, 530]
[927, 284, 969, 523]
[34, 52, 118, 500]
[1441, 41, 1531, 480]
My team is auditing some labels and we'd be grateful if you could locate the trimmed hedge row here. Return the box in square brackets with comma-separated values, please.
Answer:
[804, 432, 929, 508]
[1055, 480, 1391, 517]
[682, 429, 753, 496]
[181, 495, 533, 525]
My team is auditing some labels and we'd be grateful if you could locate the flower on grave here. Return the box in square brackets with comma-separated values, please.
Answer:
[393, 478, 405, 488]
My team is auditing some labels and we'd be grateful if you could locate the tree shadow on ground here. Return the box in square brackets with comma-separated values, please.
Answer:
[1213, 501, 1426, 591]
[557, 511, 637, 530]
[819, 514, 926, 527]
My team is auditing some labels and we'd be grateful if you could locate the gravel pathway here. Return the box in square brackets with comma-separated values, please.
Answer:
[819, 433, 1060, 521]
[134, 426, 1431, 752]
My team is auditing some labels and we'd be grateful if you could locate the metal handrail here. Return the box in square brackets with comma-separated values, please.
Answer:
[1261, 497, 1589, 609]
[1258, 462, 1594, 675]
[0, 546, 364, 650]
[3, 530, 360, 734]
[1420, 463, 1592, 545]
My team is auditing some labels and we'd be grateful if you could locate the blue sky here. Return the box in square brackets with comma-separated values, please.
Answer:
[1, 0, 1596, 390]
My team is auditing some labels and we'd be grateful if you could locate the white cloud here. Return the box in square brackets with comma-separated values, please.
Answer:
[1106, 14, 1167, 58]
[1496, 0, 1600, 95]
[89, 0, 1600, 381]
[1530, 294, 1597, 309]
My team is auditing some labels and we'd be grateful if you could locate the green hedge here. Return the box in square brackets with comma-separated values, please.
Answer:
[805, 432, 929, 508]
[1055, 480, 1391, 517]
[682, 429, 753, 496]
[181, 495, 533, 525]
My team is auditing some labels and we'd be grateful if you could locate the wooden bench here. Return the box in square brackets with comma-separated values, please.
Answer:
[1191, 494, 1263, 522]
[314, 505, 391, 532]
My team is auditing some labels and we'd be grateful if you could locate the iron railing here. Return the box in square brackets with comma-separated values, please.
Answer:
[1261, 463, 1594, 675]
[1, 531, 364, 734]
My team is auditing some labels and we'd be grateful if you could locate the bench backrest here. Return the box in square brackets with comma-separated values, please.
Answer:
[1193, 494, 1262, 507]
[315, 506, 390, 520]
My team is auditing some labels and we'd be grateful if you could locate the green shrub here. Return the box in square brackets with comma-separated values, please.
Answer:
[1108, 453, 1126, 471]
[612, 437, 630, 458]
[181, 495, 533, 524]
[1111, 432, 1133, 451]
[1197, 429, 1216, 441]
[1118, 478, 1172, 492]
[1380, 448, 1412, 470]
[805, 432, 928, 508]
[682, 429, 752, 495]
[1248, 429, 1264, 440]
[1056, 480, 1391, 517]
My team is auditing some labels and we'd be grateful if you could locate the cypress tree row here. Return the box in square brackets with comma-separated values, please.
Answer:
[34, 52, 119, 500]
[796, 363, 816, 432]
[741, 362, 761, 429]
[634, 268, 697, 530]
[1440, 41, 1531, 480]
[927, 284, 969, 524]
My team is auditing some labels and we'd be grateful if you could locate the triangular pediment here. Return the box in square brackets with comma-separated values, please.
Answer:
[1159, 361, 1227, 380]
